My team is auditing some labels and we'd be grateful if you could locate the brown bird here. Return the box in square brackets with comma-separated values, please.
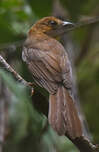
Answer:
[22, 16, 82, 139]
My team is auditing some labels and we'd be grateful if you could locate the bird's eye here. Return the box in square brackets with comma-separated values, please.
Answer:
[48, 20, 57, 26]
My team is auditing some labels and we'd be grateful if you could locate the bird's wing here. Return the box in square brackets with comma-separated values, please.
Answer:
[22, 47, 62, 94]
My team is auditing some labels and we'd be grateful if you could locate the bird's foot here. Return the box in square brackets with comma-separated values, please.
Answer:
[28, 82, 34, 96]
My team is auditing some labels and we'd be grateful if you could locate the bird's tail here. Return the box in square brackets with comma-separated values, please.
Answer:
[48, 86, 82, 139]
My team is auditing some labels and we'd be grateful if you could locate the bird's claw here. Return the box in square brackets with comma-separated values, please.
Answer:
[28, 82, 34, 96]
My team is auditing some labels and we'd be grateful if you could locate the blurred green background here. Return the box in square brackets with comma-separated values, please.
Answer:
[0, 0, 99, 152]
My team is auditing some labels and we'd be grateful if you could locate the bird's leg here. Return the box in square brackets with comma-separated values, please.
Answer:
[28, 82, 35, 96]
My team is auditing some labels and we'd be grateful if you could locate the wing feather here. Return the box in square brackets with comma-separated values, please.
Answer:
[23, 47, 60, 94]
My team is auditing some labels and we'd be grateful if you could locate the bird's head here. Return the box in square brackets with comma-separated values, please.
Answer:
[29, 16, 75, 38]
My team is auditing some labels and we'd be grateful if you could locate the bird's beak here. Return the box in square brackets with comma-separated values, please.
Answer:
[62, 21, 75, 28]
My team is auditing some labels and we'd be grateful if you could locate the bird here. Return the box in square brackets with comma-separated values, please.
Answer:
[22, 16, 82, 139]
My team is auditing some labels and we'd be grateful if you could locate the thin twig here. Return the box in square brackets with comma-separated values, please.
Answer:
[0, 55, 31, 88]
[0, 55, 33, 152]
[67, 16, 99, 32]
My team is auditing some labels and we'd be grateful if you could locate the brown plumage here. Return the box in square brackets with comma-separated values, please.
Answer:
[22, 16, 82, 139]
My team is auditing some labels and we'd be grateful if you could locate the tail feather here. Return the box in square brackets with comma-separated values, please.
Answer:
[48, 86, 82, 139]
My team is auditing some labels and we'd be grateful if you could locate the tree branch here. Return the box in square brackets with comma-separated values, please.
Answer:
[68, 135, 99, 152]
[0, 55, 31, 88]
[67, 16, 99, 32]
